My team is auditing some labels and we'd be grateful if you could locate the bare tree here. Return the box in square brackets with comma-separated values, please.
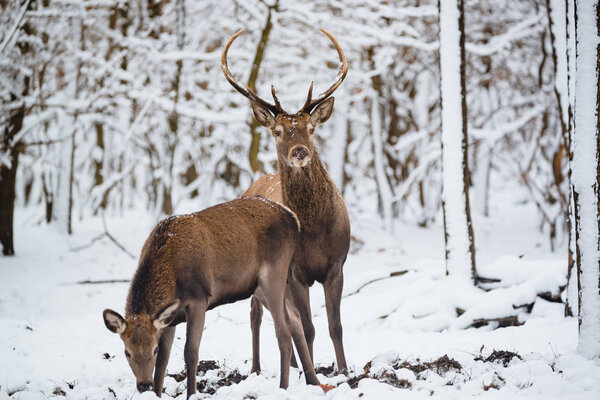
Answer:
[438, 0, 477, 282]
[246, 0, 279, 174]
[573, 0, 600, 359]
[561, 0, 579, 316]
[0, 0, 34, 254]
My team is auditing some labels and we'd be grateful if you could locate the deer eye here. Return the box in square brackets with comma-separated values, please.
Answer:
[124, 350, 131, 358]
[308, 127, 315, 135]
[273, 129, 282, 137]
[153, 347, 159, 355]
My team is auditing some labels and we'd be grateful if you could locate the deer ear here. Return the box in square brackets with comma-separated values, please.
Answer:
[103, 309, 126, 334]
[251, 101, 276, 129]
[310, 97, 335, 127]
[153, 300, 180, 330]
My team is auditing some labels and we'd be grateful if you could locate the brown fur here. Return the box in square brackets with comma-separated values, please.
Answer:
[244, 173, 283, 203]
[222, 27, 350, 374]
[243, 101, 351, 373]
[103, 197, 320, 398]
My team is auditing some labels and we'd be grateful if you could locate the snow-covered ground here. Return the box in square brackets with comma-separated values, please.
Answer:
[1, 187, 599, 400]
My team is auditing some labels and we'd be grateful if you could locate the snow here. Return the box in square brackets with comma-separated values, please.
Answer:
[1, 183, 599, 400]
[1, 0, 598, 398]
[572, 0, 600, 359]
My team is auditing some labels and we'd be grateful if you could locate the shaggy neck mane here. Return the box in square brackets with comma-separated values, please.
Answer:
[279, 151, 336, 231]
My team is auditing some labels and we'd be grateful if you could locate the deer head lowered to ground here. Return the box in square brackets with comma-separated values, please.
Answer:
[221, 28, 351, 373]
[102, 197, 320, 399]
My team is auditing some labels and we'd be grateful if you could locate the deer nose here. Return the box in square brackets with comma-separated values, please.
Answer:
[137, 382, 154, 393]
[291, 146, 308, 161]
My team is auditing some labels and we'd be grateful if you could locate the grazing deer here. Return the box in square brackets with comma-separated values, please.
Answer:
[221, 28, 351, 373]
[102, 197, 320, 398]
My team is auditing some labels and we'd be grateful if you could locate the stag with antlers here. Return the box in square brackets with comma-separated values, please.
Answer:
[221, 28, 351, 373]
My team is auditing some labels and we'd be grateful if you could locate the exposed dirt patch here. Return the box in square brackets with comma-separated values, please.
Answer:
[470, 316, 523, 328]
[52, 387, 66, 396]
[375, 371, 412, 389]
[197, 360, 220, 373]
[475, 350, 522, 367]
[197, 368, 247, 395]
[347, 373, 369, 389]
[315, 363, 337, 377]
[347, 355, 460, 390]
[167, 370, 186, 383]
[483, 372, 506, 391]
[394, 355, 462, 377]
[167, 360, 221, 382]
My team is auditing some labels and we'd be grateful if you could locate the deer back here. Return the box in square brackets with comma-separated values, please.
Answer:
[126, 196, 299, 317]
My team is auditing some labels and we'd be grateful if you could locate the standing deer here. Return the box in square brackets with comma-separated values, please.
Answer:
[102, 197, 320, 399]
[221, 28, 351, 373]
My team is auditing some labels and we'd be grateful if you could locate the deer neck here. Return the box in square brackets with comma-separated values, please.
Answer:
[279, 152, 335, 230]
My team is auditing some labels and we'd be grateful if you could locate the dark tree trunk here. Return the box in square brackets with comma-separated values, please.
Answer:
[247, 0, 278, 174]
[0, 94, 26, 256]
[458, 0, 477, 281]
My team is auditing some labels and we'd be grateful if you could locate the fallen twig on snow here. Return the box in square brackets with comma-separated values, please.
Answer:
[101, 212, 136, 259]
[69, 214, 136, 259]
[343, 270, 408, 299]
[76, 279, 129, 285]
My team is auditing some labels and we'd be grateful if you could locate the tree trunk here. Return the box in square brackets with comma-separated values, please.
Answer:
[160, 0, 185, 216]
[65, 17, 87, 234]
[564, 0, 579, 316]
[0, 2, 34, 254]
[547, 0, 574, 311]
[367, 47, 395, 232]
[438, 0, 477, 282]
[573, 0, 600, 359]
[247, 0, 278, 174]
[371, 95, 395, 233]
[0, 94, 26, 256]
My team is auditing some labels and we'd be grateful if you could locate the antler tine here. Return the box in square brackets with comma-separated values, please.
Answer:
[221, 29, 280, 115]
[302, 81, 314, 112]
[271, 85, 284, 113]
[302, 28, 349, 113]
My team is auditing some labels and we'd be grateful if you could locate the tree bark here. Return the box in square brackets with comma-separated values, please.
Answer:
[0, 92, 26, 255]
[573, 0, 600, 359]
[247, 0, 278, 174]
[161, 0, 185, 216]
[564, 0, 578, 316]
[438, 0, 477, 282]
[367, 46, 395, 232]
[0, 1, 34, 254]
[547, 0, 574, 311]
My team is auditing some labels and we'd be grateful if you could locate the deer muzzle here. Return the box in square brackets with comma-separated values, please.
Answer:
[137, 382, 154, 393]
[289, 145, 311, 167]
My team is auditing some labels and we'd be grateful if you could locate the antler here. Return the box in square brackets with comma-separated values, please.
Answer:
[221, 29, 282, 115]
[302, 28, 349, 114]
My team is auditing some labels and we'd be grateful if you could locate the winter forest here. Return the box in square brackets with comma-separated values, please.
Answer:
[1, 0, 599, 399]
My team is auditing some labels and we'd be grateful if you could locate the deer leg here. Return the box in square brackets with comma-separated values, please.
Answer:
[288, 274, 315, 362]
[250, 295, 263, 374]
[286, 298, 320, 386]
[324, 264, 347, 373]
[154, 325, 175, 396]
[259, 274, 292, 389]
[290, 349, 299, 369]
[253, 291, 297, 371]
[184, 301, 206, 398]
